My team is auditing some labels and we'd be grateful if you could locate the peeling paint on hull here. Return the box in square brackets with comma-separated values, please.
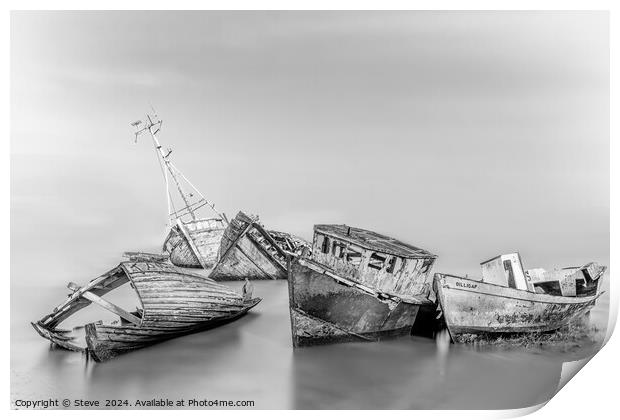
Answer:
[434, 273, 600, 338]
[288, 258, 430, 347]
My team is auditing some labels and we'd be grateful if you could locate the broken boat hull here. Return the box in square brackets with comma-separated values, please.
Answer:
[163, 218, 226, 268]
[288, 258, 431, 347]
[433, 273, 600, 339]
[84, 298, 260, 362]
[268, 230, 311, 257]
[526, 262, 606, 297]
[210, 211, 288, 280]
[32, 260, 261, 361]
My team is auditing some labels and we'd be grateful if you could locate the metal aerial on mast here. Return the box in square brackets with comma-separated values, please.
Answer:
[131, 109, 225, 227]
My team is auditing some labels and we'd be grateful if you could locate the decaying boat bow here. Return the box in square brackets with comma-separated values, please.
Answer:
[209, 211, 293, 280]
[288, 224, 437, 347]
[32, 260, 261, 362]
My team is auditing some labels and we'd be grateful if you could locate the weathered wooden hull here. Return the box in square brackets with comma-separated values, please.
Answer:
[210, 211, 288, 280]
[163, 218, 226, 268]
[33, 260, 261, 361]
[288, 258, 432, 347]
[434, 273, 600, 338]
[85, 298, 261, 362]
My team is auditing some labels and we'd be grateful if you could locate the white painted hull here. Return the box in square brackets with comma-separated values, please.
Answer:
[434, 273, 600, 337]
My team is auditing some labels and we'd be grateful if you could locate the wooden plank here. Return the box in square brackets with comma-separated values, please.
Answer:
[235, 240, 277, 279]
[67, 283, 141, 326]
[123, 251, 169, 262]
[215, 219, 256, 266]
[82, 291, 142, 326]
[250, 223, 288, 267]
[176, 219, 209, 269]
[38, 267, 126, 327]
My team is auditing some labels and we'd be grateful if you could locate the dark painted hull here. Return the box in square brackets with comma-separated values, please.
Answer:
[288, 258, 431, 347]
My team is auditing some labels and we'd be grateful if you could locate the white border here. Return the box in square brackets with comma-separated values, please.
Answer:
[4, 2, 617, 419]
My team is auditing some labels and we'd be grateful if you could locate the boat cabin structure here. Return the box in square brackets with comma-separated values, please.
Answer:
[287, 224, 438, 347]
[311, 225, 437, 299]
[526, 262, 606, 297]
[480, 253, 533, 292]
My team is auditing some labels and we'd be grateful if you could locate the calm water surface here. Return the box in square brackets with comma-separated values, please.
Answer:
[11, 273, 609, 410]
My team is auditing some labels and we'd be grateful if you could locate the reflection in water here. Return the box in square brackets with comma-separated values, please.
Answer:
[12, 279, 607, 409]
[435, 329, 450, 377]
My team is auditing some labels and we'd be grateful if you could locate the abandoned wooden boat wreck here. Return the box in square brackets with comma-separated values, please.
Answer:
[268, 230, 310, 257]
[526, 262, 606, 297]
[32, 259, 261, 362]
[209, 211, 292, 280]
[288, 225, 437, 347]
[132, 112, 228, 269]
[434, 253, 602, 342]
[133, 112, 306, 270]
[163, 217, 227, 268]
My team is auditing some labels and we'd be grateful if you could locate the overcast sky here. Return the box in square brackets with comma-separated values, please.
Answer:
[11, 11, 609, 278]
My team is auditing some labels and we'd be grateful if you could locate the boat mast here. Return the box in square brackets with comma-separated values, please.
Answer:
[146, 115, 197, 221]
[132, 112, 225, 226]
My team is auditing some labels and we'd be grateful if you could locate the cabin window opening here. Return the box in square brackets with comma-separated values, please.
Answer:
[346, 246, 363, 266]
[420, 258, 433, 274]
[503, 260, 516, 289]
[316, 234, 325, 252]
[368, 252, 387, 270]
[320, 236, 331, 254]
[332, 242, 345, 258]
[386, 256, 397, 273]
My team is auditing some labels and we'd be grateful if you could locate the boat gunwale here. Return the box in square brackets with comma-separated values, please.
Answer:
[434, 273, 602, 305]
[434, 273, 600, 338]
[86, 297, 261, 331]
[297, 257, 432, 305]
[211, 211, 289, 278]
